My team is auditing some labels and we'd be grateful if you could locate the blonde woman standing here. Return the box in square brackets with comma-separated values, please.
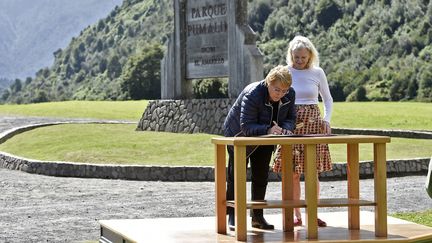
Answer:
[273, 35, 333, 227]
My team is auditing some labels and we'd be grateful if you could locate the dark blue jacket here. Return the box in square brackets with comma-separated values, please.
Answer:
[223, 80, 296, 137]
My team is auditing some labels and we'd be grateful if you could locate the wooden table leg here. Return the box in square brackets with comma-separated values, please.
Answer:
[234, 145, 247, 241]
[304, 144, 318, 239]
[374, 143, 388, 237]
[215, 144, 227, 234]
[347, 143, 360, 230]
[281, 145, 294, 232]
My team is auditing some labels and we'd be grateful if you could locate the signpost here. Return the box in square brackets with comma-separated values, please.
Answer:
[161, 0, 263, 99]
[186, 0, 228, 79]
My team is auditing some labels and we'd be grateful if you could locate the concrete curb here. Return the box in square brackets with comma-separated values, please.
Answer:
[0, 151, 429, 181]
[333, 127, 432, 139]
[0, 122, 430, 181]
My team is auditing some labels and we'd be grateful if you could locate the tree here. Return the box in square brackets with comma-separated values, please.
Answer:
[31, 90, 49, 103]
[1, 89, 10, 101]
[346, 86, 368, 101]
[96, 39, 104, 52]
[97, 19, 105, 31]
[11, 79, 22, 93]
[25, 77, 32, 85]
[328, 80, 346, 101]
[120, 43, 163, 99]
[418, 65, 432, 101]
[248, 0, 273, 32]
[193, 78, 228, 99]
[107, 55, 122, 79]
[99, 58, 108, 73]
[315, 0, 342, 29]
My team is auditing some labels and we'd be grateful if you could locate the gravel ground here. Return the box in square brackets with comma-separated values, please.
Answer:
[0, 116, 431, 242]
[1, 169, 430, 243]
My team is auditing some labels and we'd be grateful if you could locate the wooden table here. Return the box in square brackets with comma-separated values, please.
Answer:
[212, 135, 391, 242]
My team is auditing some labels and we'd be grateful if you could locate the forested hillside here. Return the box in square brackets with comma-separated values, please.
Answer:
[253, 0, 432, 102]
[2, 0, 432, 103]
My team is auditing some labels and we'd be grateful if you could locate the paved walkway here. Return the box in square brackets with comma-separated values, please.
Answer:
[0, 116, 431, 242]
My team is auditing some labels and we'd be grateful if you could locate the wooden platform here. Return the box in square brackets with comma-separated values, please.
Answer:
[99, 211, 432, 243]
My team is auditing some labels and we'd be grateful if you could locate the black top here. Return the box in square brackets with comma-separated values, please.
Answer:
[271, 101, 279, 124]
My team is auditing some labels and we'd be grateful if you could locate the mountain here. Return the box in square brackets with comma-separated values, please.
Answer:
[0, 0, 122, 81]
[2, 0, 432, 103]
[2, 0, 173, 103]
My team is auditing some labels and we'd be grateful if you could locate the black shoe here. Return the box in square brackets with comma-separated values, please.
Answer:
[228, 213, 235, 230]
[251, 215, 274, 230]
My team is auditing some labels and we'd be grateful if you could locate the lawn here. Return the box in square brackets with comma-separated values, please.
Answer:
[0, 124, 430, 166]
[0, 101, 431, 166]
[0, 101, 431, 130]
[331, 102, 432, 130]
[0, 100, 148, 121]
[391, 210, 432, 227]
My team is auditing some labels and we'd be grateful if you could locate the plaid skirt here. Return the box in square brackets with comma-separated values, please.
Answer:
[272, 104, 332, 174]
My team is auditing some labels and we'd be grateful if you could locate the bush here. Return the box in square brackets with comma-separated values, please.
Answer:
[120, 43, 163, 100]
[192, 78, 228, 99]
[346, 86, 368, 101]
[315, 0, 342, 29]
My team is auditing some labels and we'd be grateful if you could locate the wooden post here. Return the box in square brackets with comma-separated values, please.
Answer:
[281, 145, 294, 232]
[234, 145, 247, 241]
[347, 143, 360, 230]
[215, 144, 227, 234]
[304, 144, 318, 239]
[374, 143, 388, 237]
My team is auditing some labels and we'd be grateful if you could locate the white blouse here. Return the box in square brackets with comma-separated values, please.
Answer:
[288, 66, 333, 122]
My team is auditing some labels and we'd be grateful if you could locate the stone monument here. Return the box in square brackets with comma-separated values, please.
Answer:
[161, 0, 263, 99]
[138, 0, 263, 134]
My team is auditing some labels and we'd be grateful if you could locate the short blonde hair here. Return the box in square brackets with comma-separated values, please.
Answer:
[286, 35, 320, 69]
[265, 65, 292, 88]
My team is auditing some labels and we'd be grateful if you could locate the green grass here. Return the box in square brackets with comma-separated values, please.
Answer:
[0, 100, 148, 121]
[0, 124, 430, 165]
[1, 101, 431, 130]
[391, 210, 432, 227]
[0, 101, 431, 165]
[329, 137, 432, 162]
[0, 124, 216, 166]
[330, 102, 432, 130]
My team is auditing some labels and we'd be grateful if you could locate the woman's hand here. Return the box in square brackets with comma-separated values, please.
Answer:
[268, 121, 294, 135]
[268, 121, 283, 135]
[322, 121, 331, 134]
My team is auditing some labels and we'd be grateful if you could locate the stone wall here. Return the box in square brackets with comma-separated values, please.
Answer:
[137, 99, 235, 135]
[0, 151, 429, 181]
[137, 99, 432, 139]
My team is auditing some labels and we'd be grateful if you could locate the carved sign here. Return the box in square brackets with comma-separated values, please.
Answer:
[186, 0, 228, 79]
